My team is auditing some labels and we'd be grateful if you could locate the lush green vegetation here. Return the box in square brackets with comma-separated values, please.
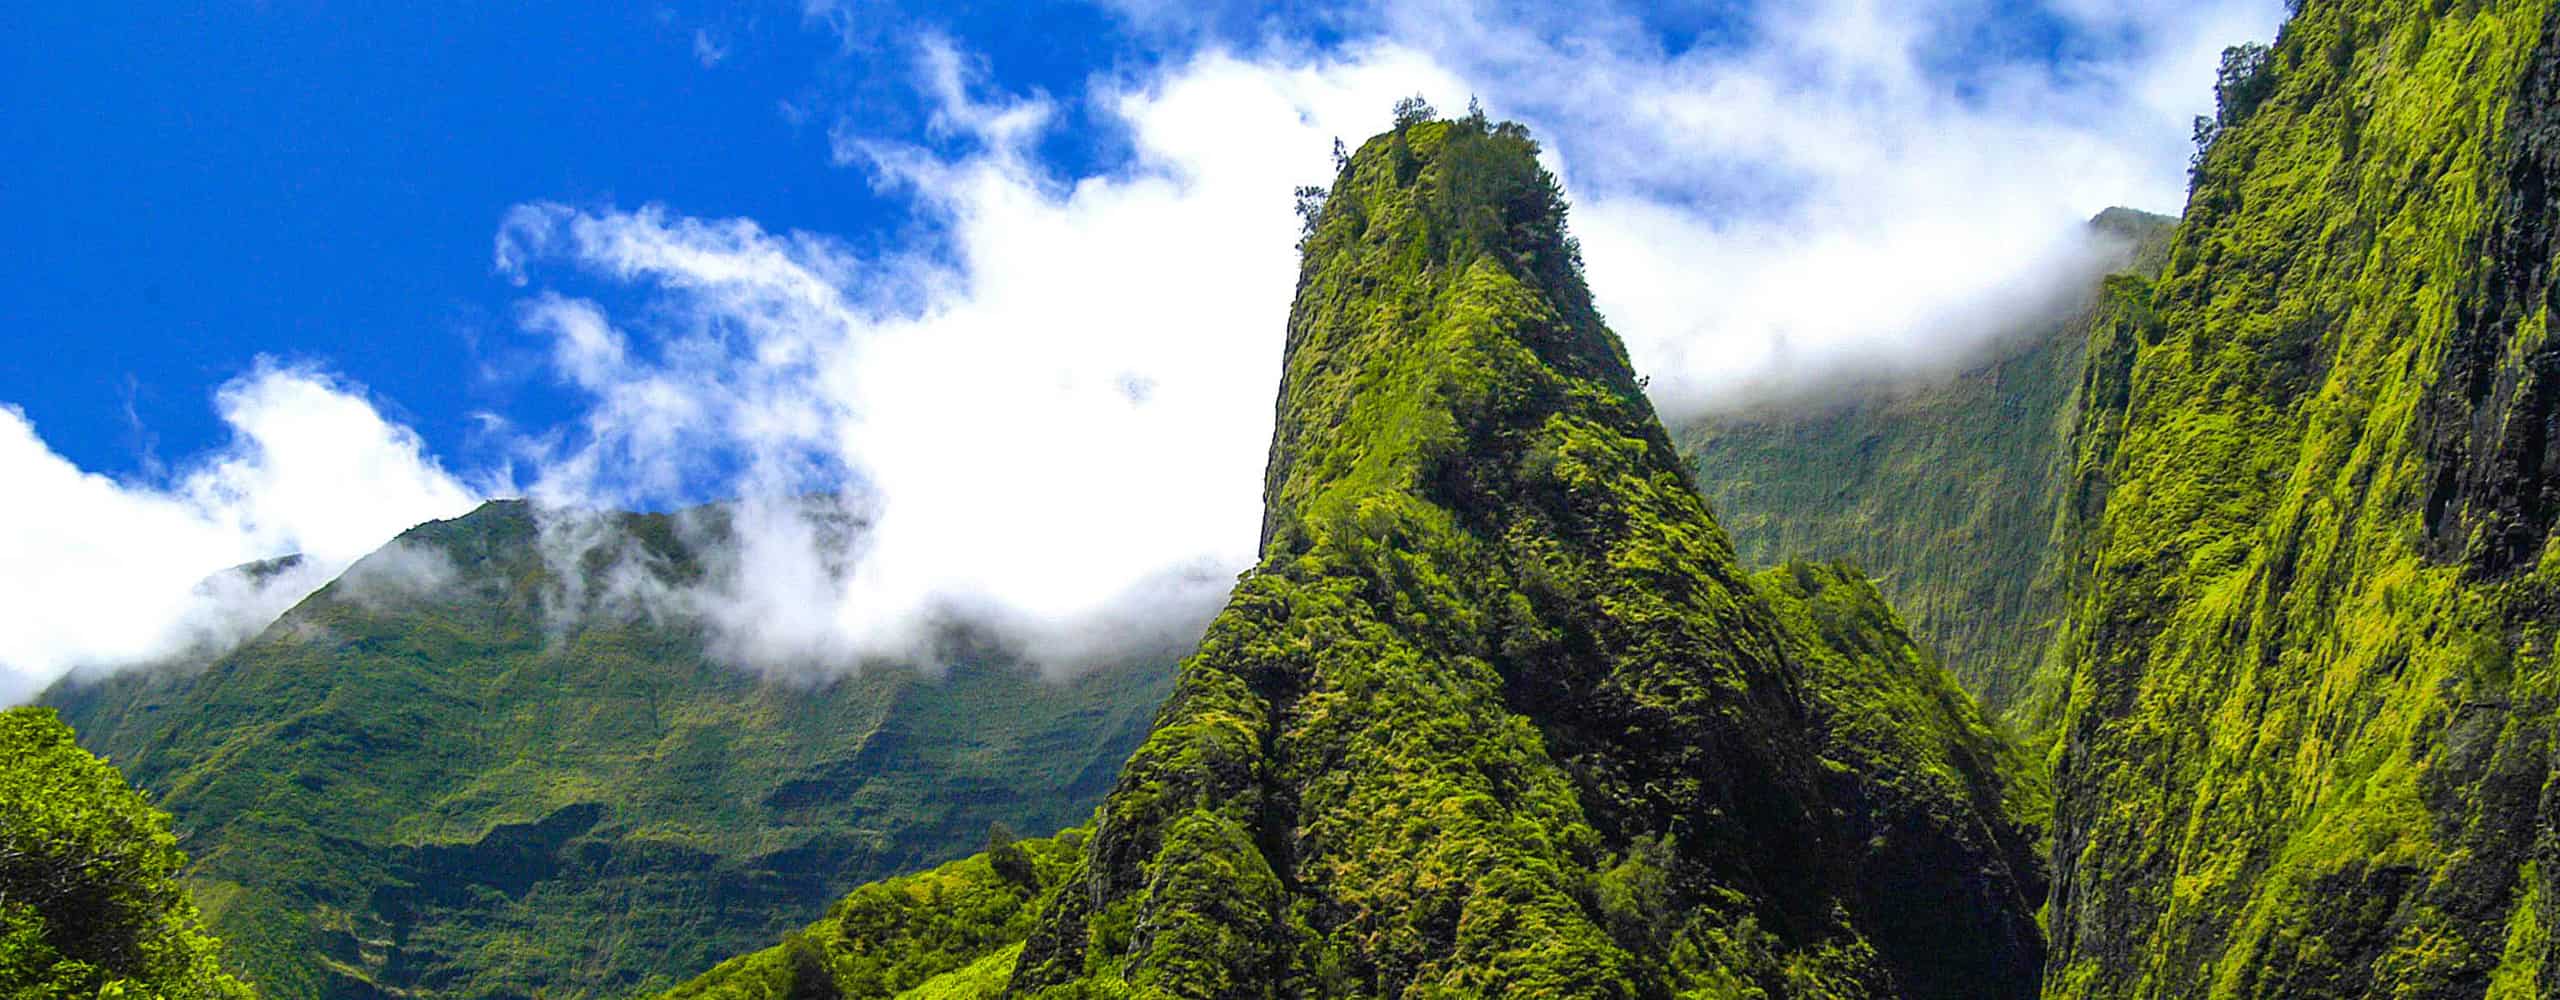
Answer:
[1680, 208, 2174, 728]
[1751, 563, 2052, 946]
[986, 114, 2041, 998]
[656, 112, 2053, 1000]
[1, 706, 253, 999]
[39, 503, 1173, 1000]
[652, 827, 1083, 1000]
[2040, 0, 2560, 994]
[65, 2, 2560, 994]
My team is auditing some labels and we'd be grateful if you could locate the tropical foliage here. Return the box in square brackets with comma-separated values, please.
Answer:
[0, 706, 253, 1000]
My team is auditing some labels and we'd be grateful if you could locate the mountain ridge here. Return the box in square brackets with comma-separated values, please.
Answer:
[38, 498, 1175, 1000]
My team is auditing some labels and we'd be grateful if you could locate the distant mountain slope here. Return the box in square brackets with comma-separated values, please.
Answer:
[40, 500, 1173, 1000]
[1678, 208, 2174, 726]
[2041, 0, 2560, 995]
[0, 706, 253, 999]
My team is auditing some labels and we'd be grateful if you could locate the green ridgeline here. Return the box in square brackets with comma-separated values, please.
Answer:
[2042, 0, 2560, 995]
[651, 825, 1082, 1000]
[1679, 208, 2175, 733]
[39, 500, 1174, 1000]
[663, 112, 2051, 999]
[1, 706, 255, 999]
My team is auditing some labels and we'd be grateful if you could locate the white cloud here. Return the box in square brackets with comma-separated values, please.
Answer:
[497, 43, 1463, 675]
[0, 365, 482, 700]
[491, 2, 2285, 676]
[1340, 0, 2291, 413]
[6, 2, 2289, 696]
[333, 539, 464, 611]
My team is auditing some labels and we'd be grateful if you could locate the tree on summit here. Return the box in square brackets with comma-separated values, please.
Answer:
[985, 821, 1036, 889]
[1391, 94, 1436, 128]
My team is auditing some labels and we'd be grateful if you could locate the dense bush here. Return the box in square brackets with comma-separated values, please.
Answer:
[0, 707, 253, 1000]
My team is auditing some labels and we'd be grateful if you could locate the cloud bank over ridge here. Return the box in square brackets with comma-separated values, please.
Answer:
[0, 367, 481, 701]
[0, 0, 2288, 695]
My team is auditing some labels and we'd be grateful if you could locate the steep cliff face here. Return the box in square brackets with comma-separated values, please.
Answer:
[40, 501, 1172, 1000]
[993, 116, 2043, 999]
[1680, 209, 2175, 724]
[2043, 1, 2560, 995]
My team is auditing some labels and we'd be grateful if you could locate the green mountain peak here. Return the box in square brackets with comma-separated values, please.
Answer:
[648, 113, 2046, 1000]
[982, 115, 2045, 998]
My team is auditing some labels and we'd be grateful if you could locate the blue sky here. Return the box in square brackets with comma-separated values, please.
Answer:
[0, 0, 2287, 698]
[6, 2, 1056, 476]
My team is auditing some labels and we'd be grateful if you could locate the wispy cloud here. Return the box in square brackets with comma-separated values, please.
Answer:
[692, 29, 730, 68]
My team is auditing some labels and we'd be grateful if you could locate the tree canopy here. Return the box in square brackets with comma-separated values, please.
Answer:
[1, 706, 252, 1000]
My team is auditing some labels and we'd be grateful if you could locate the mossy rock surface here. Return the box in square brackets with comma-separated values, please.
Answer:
[2041, 0, 2560, 995]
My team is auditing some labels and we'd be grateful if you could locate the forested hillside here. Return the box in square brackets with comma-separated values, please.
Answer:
[652, 827, 1086, 1000]
[37, 501, 1173, 1000]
